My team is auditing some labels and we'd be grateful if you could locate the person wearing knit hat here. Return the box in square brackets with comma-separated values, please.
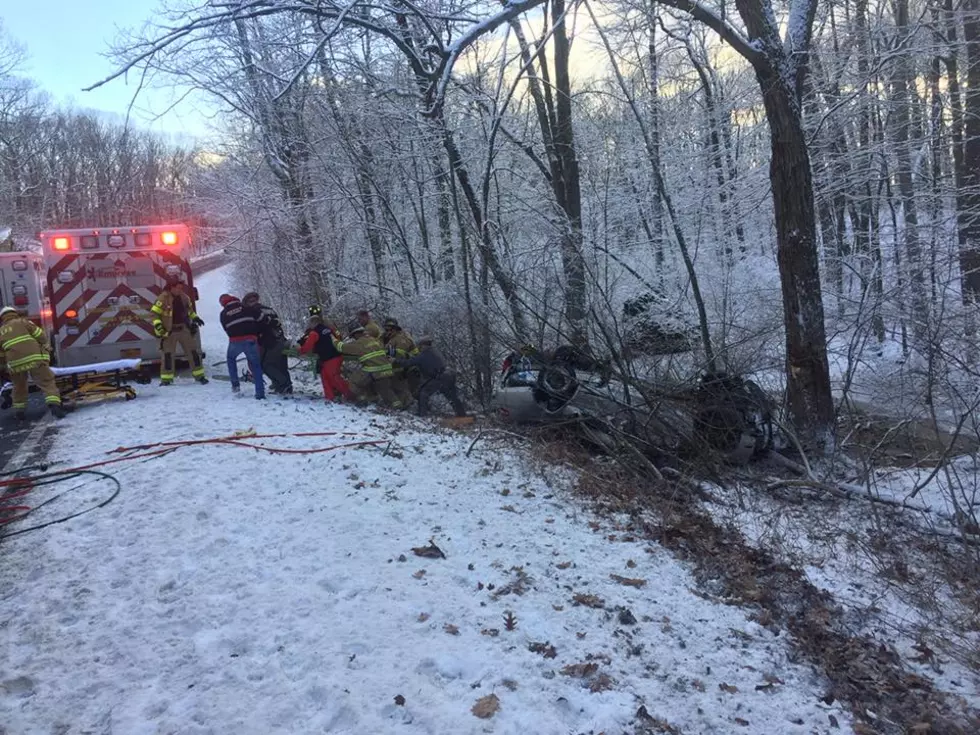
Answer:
[218, 294, 265, 399]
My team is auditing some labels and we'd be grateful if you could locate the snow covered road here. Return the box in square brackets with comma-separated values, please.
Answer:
[0, 267, 850, 734]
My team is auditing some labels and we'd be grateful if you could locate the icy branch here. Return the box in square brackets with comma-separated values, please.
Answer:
[428, 0, 550, 116]
[655, 0, 763, 67]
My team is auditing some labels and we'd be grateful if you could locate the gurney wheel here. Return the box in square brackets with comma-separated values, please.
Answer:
[125, 392, 136, 401]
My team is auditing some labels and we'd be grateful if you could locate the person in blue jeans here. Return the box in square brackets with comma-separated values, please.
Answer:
[218, 294, 265, 399]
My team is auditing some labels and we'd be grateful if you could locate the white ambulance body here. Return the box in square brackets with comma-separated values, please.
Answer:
[0, 250, 53, 337]
[39, 225, 198, 368]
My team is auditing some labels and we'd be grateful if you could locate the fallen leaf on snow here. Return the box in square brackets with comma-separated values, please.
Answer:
[394, 694, 406, 706]
[556, 561, 572, 569]
[480, 628, 499, 637]
[412, 570, 426, 579]
[626, 559, 637, 568]
[444, 623, 460, 635]
[589, 673, 615, 692]
[471, 693, 500, 719]
[500, 488, 511, 496]
[500, 505, 517, 513]
[417, 612, 430, 622]
[411, 540, 446, 559]
[692, 679, 706, 692]
[501, 679, 518, 691]
[552, 605, 564, 611]
[528, 641, 558, 659]
[719, 683, 738, 694]
[572, 593, 605, 609]
[610, 573, 646, 588]
[560, 662, 599, 678]
[734, 718, 750, 726]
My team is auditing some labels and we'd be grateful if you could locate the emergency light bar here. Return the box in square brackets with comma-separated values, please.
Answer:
[161, 231, 178, 246]
[53, 236, 70, 250]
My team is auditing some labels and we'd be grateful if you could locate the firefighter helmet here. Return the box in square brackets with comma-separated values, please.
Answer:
[383, 317, 399, 330]
[0, 306, 18, 320]
[347, 321, 365, 336]
[308, 304, 322, 317]
[417, 334, 433, 346]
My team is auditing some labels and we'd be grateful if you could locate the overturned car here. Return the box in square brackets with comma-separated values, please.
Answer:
[492, 346, 774, 466]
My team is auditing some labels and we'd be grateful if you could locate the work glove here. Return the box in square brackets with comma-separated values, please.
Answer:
[297, 332, 309, 347]
[192, 317, 205, 327]
[153, 322, 167, 337]
[282, 346, 299, 358]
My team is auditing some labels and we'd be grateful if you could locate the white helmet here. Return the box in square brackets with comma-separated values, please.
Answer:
[0, 306, 18, 320]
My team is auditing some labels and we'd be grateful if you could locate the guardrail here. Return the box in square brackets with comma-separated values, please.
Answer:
[189, 248, 232, 276]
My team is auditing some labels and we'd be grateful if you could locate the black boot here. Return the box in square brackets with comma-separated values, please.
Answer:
[49, 404, 66, 419]
[196, 376, 210, 385]
[14, 409, 26, 421]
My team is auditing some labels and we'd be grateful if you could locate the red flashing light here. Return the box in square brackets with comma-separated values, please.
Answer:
[41, 308, 53, 318]
[65, 309, 78, 319]
[161, 231, 178, 246]
[53, 236, 70, 251]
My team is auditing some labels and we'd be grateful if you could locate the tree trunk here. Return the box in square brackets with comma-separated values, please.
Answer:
[959, 0, 980, 301]
[756, 67, 835, 440]
[890, 0, 928, 342]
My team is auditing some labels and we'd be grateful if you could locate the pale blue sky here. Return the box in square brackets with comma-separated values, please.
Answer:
[3, 2, 210, 140]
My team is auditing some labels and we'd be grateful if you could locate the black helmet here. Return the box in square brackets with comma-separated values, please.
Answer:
[383, 317, 399, 330]
[308, 304, 322, 317]
[417, 334, 433, 347]
[243, 291, 260, 304]
[347, 320, 365, 336]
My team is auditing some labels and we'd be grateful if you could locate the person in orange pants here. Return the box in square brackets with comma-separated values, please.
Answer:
[298, 315, 352, 402]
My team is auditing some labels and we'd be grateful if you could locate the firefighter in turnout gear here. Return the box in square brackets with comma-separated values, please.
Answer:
[151, 279, 207, 386]
[338, 321, 400, 407]
[382, 317, 418, 402]
[356, 309, 383, 340]
[0, 306, 65, 419]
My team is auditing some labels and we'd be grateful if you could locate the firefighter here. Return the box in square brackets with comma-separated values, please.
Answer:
[151, 279, 207, 386]
[338, 321, 401, 408]
[0, 306, 65, 419]
[382, 317, 418, 402]
[218, 294, 265, 399]
[298, 315, 352, 402]
[356, 309, 383, 340]
[395, 335, 466, 417]
[243, 291, 293, 395]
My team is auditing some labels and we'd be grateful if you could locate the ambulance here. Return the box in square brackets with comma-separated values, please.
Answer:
[38, 224, 199, 368]
[0, 228, 54, 339]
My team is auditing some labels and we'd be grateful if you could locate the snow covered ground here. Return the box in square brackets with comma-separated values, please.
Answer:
[0, 266, 852, 734]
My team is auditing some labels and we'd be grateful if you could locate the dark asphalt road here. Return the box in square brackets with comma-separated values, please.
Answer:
[0, 392, 54, 473]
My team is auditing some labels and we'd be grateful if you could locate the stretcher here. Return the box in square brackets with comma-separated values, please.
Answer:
[1, 359, 149, 410]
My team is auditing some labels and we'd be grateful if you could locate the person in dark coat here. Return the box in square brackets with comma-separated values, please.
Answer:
[394, 335, 466, 417]
[218, 294, 265, 399]
[298, 315, 353, 402]
[243, 292, 292, 394]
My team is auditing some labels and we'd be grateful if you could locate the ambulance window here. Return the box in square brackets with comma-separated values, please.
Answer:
[81, 235, 99, 250]
[11, 259, 27, 271]
[107, 234, 126, 248]
[135, 233, 152, 247]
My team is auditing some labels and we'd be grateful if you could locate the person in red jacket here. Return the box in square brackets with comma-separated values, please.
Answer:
[298, 315, 353, 402]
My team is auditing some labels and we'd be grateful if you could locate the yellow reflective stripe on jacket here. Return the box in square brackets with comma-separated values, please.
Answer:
[359, 350, 387, 363]
[150, 302, 165, 315]
[8, 353, 48, 369]
[30, 326, 43, 339]
[1, 335, 35, 350]
[362, 364, 393, 375]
